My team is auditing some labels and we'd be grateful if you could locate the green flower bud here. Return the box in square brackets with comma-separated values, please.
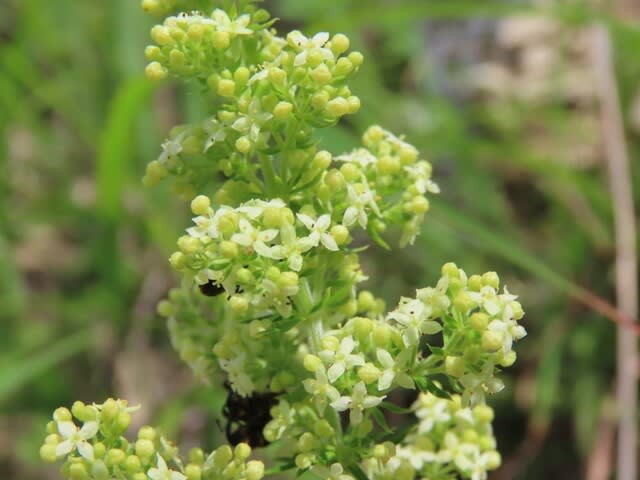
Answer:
[463, 428, 479, 443]
[190, 195, 210, 216]
[482, 330, 503, 352]
[334, 57, 354, 76]
[212, 31, 230, 49]
[298, 433, 318, 453]
[314, 419, 333, 438]
[145, 61, 167, 81]
[353, 316, 373, 339]
[169, 251, 185, 270]
[510, 301, 524, 320]
[295, 453, 313, 469]
[330, 225, 349, 246]
[273, 101, 293, 121]
[347, 96, 361, 114]
[234, 442, 251, 461]
[53, 407, 72, 422]
[132, 473, 147, 480]
[324, 169, 345, 190]
[268, 67, 286, 85]
[479, 435, 497, 450]
[348, 51, 364, 67]
[339, 163, 360, 182]
[135, 438, 155, 460]
[321, 336, 340, 351]
[311, 64, 332, 84]
[372, 324, 391, 347]
[470, 312, 489, 331]
[482, 271, 500, 289]
[71, 402, 95, 422]
[151, 25, 173, 46]
[444, 356, 465, 377]
[473, 404, 494, 423]
[234, 66, 250, 86]
[357, 291, 375, 312]
[93, 443, 106, 459]
[125, 455, 142, 474]
[331, 33, 350, 55]
[229, 295, 248, 315]
[409, 196, 430, 215]
[468, 274, 483, 291]
[453, 292, 475, 313]
[340, 299, 358, 317]
[218, 212, 239, 236]
[358, 363, 381, 384]
[486, 451, 501, 470]
[217, 79, 236, 97]
[213, 445, 233, 468]
[498, 350, 517, 367]
[311, 90, 330, 109]
[303, 354, 322, 372]
[115, 412, 131, 432]
[40, 444, 57, 463]
[220, 240, 239, 258]
[441, 262, 459, 279]
[107, 448, 126, 467]
[69, 462, 89, 480]
[91, 460, 110, 480]
[186, 464, 202, 480]
[189, 448, 205, 465]
[326, 97, 350, 117]
[399, 146, 418, 165]
[278, 271, 299, 289]
[178, 235, 200, 254]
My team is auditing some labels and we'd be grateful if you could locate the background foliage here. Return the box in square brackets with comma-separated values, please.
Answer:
[2, 0, 640, 478]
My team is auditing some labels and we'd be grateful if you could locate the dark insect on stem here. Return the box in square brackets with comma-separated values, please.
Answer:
[199, 280, 225, 297]
[222, 382, 279, 447]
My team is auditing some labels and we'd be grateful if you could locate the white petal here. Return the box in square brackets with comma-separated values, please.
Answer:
[350, 408, 363, 425]
[378, 370, 394, 390]
[296, 213, 315, 230]
[422, 321, 442, 335]
[77, 441, 94, 461]
[294, 51, 307, 67]
[342, 207, 357, 227]
[79, 421, 99, 439]
[376, 349, 394, 368]
[55, 440, 73, 457]
[363, 395, 384, 409]
[172, 472, 187, 480]
[316, 214, 331, 231]
[340, 336, 355, 354]
[313, 32, 330, 46]
[321, 233, 339, 251]
[57, 421, 76, 439]
[231, 233, 253, 246]
[327, 362, 345, 383]
[253, 241, 275, 258]
[289, 253, 303, 272]
[330, 397, 351, 412]
[258, 228, 279, 242]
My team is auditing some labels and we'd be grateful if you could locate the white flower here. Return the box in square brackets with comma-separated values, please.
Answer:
[231, 217, 279, 253]
[319, 336, 365, 383]
[148, 454, 187, 480]
[55, 420, 99, 460]
[202, 118, 227, 152]
[211, 9, 252, 35]
[416, 276, 451, 314]
[460, 361, 504, 406]
[387, 298, 441, 347]
[404, 162, 440, 194]
[330, 381, 384, 425]
[264, 400, 294, 440]
[232, 99, 272, 143]
[375, 348, 414, 391]
[219, 353, 255, 397]
[158, 133, 185, 164]
[297, 214, 339, 251]
[342, 182, 380, 229]
[335, 148, 377, 168]
[303, 368, 340, 414]
[414, 396, 451, 433]
[288, 31, 333, 67]
[487, 304, 527, 354]
[255, 223, 314, 271]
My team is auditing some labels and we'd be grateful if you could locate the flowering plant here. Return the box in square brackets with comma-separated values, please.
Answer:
[41, 1, 526, 479]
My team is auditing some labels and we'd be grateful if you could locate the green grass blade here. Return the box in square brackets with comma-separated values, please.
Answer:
[0, 329, 93, 402]
[96, 76, 155, 221]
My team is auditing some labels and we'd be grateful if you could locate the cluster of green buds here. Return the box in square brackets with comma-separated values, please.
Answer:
[43, 1, 526, 479]
[40, 399, 264, 480]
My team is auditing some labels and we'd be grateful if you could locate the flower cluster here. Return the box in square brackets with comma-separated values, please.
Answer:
[40, 399, 265, 480]
[362, 393, 500, 480]
[43, 1, 526, 479]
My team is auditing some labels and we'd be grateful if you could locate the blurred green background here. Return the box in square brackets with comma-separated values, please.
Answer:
[2, 0, 640, 478]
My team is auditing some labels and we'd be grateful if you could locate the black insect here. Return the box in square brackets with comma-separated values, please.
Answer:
[222, 383, 279, 447]
[199, 280, 225, 297]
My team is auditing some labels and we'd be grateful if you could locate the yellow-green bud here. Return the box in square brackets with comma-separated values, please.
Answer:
[324, 169, 345, 190]
[486, 451, 501, 470]
[377, 155, 400, 175]
[348, 51, 364, 67]
[190, 195, 211, 216]
[358, 363, 381, 384]
[169, 251, 185, 269]
[499, 350, 517, 367]
[482, 271, 500, 289]
[220, 240, 238, 258]
[468, 274, 483, 291]
[372, 324, 391, 347]
[234, 442, 251, 461]
[151, 25, 173, 45]
[93, 443, 106, 459]
[470, 312, 489, 331]
[91, 461, 109, 480]
[278, 271, 299, 288]
[330, 225, 349, 245]
[69, 463, 89, 480]
[347, 96, 361, 114]
[331, 33, 350, 55]
[40, 444, 57, 463]
[399, 146, 418, 165]
[212, 31, 230, 49]
[229, 295, 248, 315]
[53, 407, 72, 422]
[135, 439, 155, 459]
[234, 66, 250, 86]
[303, 354, 323, 372]
[273, 101, 293, 121]
[115, 411, 131, 431]
[218, 212, 238, 236]
[145, 62, 167, 81]
[410, 196, 430, 215]
[107, 448, 126, 467]
[217, 79, 236, 97]
[295, 453, 313, 470]
[357, 291, 376, 312]
[178, 235, 200, 254]
[339, 163, 360, 182]
[268, 67, 286, 85]
[473, 404, 494, 423]
[334, 57, 354, 76]
[321, 336, 340, 351]
[311, 64, 332, 84]
[326, 97, 350, 117]
[441, 262, 459, 278]
[340, 299, 358, 317]
[453, 292, 475, 312]
[482, 330, 503, 352]
[298, 433, 318, 453]
[444, 356, 465, 377]
[125, 455, 142, 474]
[234, 135, 251, 153]
[311, 90, 330, 109]
[352, 316, 373, 340]
[186, 464, 202, 480]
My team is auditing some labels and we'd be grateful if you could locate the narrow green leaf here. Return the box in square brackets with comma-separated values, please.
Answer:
[96, 76, 155, 220]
